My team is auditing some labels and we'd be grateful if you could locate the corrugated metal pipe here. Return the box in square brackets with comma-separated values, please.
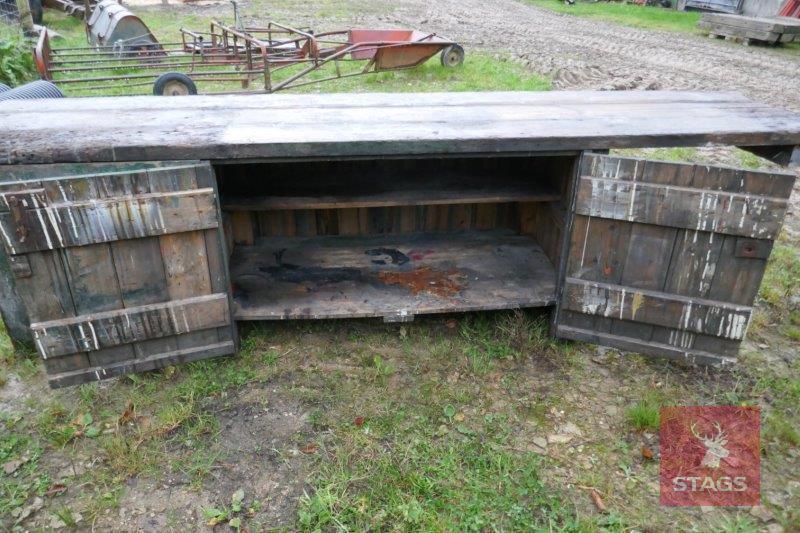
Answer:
[0, 80, 64, 101]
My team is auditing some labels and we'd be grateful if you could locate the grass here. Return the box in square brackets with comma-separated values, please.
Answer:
[525, 0, 702, 33]
[625, 392, 662, 432]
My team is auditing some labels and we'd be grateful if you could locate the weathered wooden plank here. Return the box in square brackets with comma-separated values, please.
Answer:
[609, 223, 678, 340]
[48, 340, 235, 388]
[61, 243, 136, 367]
[562, 278, 752, 340]
[220, 186, 560, 211]
[0, 189, 219, 254]
[565, 215, 633, 284]
[196, 163, 237, 349]
[582, 154, 795, 196]
[2, 92, 800, 164]
[111, 236, 180, 360]
[0, 243, 30, 345]
[555, 325, 735, 366]
[230, 211, 254, 245]
[160, 230, 218, 349]
[575, 177, 788, 239]
[30, 293, 230, 358]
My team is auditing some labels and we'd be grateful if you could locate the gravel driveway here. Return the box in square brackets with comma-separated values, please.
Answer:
[261, 0, 800, 110]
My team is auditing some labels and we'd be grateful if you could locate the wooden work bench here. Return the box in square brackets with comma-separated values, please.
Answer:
[1, 91, 799, 387]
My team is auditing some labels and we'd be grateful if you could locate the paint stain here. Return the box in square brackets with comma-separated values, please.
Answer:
[365, 248, 410, 265]
[378, 267, 464, 298]
[408, 248, 435, 261]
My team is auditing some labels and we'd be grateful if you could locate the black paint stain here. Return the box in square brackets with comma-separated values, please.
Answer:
[259, 247, 362, 285]
[364, 248, 410, 266]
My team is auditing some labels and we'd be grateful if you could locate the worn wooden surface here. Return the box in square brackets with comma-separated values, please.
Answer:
[0, 163, 237, 387]
[554, 153, 795, 365]
[700, 14, 800, 43]
[2, 92, 800, 164]
[230, 231, 557, 321]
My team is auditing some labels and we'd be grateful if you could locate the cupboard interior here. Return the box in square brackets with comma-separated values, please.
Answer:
[215, 154, 576, 321]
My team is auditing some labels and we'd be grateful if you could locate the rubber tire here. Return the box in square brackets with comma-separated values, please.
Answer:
[440, 44, 465, 68]
[153, 72, 197, 96]
[28, 0, 42, 25]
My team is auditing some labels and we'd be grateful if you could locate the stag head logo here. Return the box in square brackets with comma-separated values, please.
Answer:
[691, 421, 729, 469]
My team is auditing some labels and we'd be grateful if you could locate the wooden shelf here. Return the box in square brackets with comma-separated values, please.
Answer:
[229, 230, 557, 321]
[219, 165, 562, 211]
[222, 185, 560, 211]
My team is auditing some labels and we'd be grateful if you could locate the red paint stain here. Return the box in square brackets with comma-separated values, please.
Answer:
[408, 248, 435, 261]
[378, 267, 464, 297]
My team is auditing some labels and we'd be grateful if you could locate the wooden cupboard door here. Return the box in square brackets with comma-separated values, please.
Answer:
[554, 153, 795, 365]
[0, 162, 236, 387]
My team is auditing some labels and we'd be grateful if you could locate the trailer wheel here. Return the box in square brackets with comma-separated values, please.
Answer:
[440, 44, 465, 68]
[153, 72, 197, 96]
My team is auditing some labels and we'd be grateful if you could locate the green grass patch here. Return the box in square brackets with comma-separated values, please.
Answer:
[526, 0, 701, 33]
[759, 243, 800, 318]
[626, 391, 663, 432]
[298, 414, 576, 530]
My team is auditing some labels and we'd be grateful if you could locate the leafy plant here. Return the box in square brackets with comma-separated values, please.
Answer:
[0, 25, 36, 87]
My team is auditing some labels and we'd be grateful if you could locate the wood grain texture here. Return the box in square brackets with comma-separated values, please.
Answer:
[31, 293, 231, 358]
[0, 162, 236, 387]
[555, 153, 796, 364]
[230, 230, 557, 321]
[2, 92, 800, 164]
[0, 189, 219, 254]
[575, 154, 793, 239]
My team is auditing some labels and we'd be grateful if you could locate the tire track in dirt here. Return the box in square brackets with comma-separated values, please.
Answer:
[262, 0, 800, 110]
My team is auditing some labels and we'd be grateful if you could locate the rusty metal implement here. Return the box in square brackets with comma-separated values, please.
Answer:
[34, 20, 465, 96]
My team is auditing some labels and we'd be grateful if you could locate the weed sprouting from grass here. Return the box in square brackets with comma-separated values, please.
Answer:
[626, 392, 662, 432]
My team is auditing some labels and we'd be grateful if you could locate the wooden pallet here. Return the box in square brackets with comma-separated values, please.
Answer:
[699, 13, 800, 44]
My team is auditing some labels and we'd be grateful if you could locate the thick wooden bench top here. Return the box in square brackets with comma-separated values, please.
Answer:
[2, 91, 800, 164]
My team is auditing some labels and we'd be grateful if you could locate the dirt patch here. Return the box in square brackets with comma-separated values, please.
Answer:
[13, 383, 313, 531]
[241, 0, 800, 110]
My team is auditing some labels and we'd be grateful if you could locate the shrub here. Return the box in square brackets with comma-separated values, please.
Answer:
[0, 23, 36, 86]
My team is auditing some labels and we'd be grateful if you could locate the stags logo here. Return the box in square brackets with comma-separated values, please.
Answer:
[693, 421, 729, 469]
[660, 406, 760, 506]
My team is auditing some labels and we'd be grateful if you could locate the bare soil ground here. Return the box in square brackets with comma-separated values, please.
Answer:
[233, 0, 800, 109]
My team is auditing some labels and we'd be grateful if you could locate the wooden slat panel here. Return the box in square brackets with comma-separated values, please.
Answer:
[160, 229, 218, 350]
[574, 176, 788, 239]
[555, 153, 794, 364]
[562, 277, 752, 341]
[0, 189, 219, 254]
[111, 236, 180, 360]
[49, 340, 235, 388]
[62, 243, 135, 367]
[30, 293, 230, 358]
[555, 325, 735, 366]
[19, 251, 90, 373]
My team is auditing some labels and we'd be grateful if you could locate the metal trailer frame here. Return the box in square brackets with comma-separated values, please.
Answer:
[33, 20, 465, 96]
